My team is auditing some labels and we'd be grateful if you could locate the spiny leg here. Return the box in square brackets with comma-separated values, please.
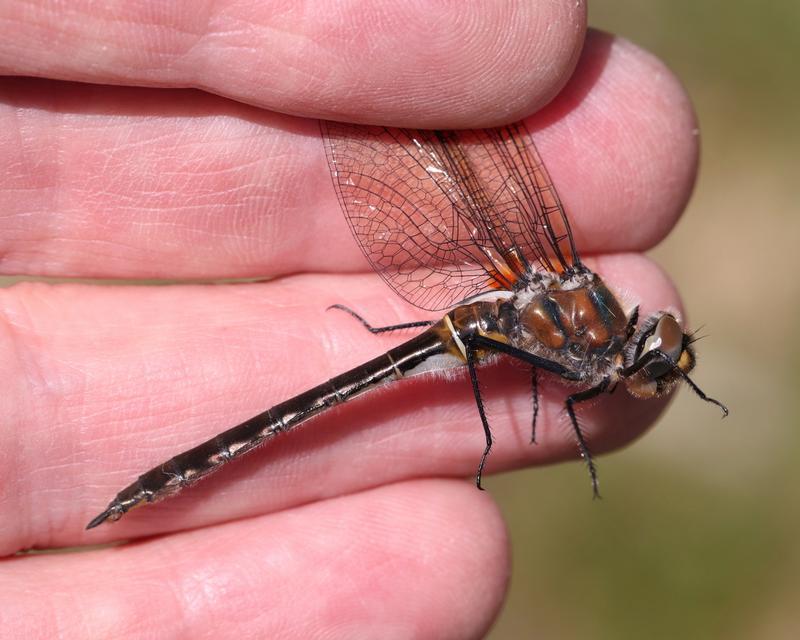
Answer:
[530, 367, 540, 444]
[676, 368, 729, 416]
[652, 350, 728, 416]
[469, 334, 572, 377]
[622, 348, 728, 416]
[564, 377, 611, 499]
[466, 340, 493, 490]
[327, 304, 434, 333]
[462, 334, 593, 489]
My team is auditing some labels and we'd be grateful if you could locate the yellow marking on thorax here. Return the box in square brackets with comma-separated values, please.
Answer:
[443, 314, 468, 360]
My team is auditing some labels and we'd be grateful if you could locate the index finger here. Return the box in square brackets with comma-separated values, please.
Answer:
[0, 0, 585, 128]
[0, 34, 698, 280]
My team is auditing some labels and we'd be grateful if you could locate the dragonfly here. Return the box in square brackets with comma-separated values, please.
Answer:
[86, 121, 728, 529]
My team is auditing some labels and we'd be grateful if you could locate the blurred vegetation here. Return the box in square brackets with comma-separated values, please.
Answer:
[489, 1, 800, 638]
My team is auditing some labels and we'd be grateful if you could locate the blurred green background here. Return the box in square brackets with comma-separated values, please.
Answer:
[489, 2, 799, 638]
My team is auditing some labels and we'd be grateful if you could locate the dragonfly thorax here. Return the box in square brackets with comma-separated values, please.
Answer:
[509, 272, 631, 380]
[443, 271, 699, 401]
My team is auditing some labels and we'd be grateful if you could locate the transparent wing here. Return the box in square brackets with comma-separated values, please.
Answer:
[320, 120, 581, 311]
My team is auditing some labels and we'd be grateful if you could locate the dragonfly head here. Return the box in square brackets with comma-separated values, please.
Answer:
[623, 312, 695, 399]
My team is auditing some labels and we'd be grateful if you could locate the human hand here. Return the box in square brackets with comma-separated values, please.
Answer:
[0, 2, 699, 638]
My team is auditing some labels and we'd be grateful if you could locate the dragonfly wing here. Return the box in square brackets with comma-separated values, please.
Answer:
[320, 121, 581, 311]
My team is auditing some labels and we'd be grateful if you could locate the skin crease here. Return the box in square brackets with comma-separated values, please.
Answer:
[0, 2, 702, 638]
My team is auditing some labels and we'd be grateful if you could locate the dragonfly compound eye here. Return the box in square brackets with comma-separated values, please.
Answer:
[625, 313, 695, 398]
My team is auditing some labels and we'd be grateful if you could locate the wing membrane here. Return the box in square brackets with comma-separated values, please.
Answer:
[320, 120, 581, 311]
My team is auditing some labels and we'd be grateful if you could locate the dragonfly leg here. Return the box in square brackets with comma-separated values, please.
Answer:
[468, 332, 588, 451]
[565, 377, 611, 499]
[455, 333, 593, 490]
[530, 367, 539, 444]
[465, 340, 493, 490]
[327, 304, 434, 334]
[622, 348, 728, 416]
[469, 334, 573, 377]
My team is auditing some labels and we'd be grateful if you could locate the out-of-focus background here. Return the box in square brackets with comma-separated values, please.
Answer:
[489, 2, 799, 638]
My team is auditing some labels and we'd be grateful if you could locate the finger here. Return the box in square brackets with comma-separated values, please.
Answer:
[0, 32, 697, 279]
[2, 254, 681, 551]
[0, 0, 584, 128]
[3, 480, 509, 639]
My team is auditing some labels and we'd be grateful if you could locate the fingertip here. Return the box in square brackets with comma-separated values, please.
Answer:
[329, 0, 589, 128]
[0, 0, 588, 129]
[4, 480, 511, 639]
[531, 30, 699, 253]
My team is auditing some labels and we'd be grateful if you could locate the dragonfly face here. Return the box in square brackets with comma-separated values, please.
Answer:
[624, 312, 699, 399]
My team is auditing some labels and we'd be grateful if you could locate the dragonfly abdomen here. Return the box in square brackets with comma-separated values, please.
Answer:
[86, 328, 447, 528]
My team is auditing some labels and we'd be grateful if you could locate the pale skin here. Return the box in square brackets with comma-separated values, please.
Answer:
[0, 2, 701, 638]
